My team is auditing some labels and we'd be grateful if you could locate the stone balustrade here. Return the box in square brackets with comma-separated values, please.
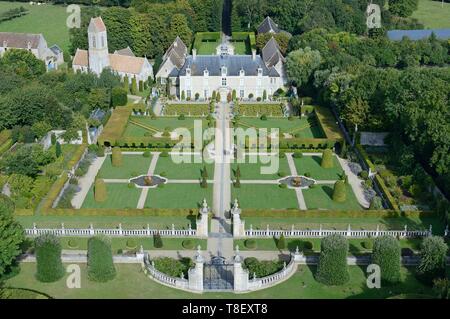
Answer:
[142, 254, 188, 289]
[247, 257, 297, 291]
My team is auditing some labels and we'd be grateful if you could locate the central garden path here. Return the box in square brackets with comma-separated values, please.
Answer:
[286, 153, 307, 210]
[335, 156, 370, 208]
[136, 152, 160, 209]
[209, 102, 233, 260]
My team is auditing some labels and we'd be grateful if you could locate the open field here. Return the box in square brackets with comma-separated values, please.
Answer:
[6, 263, 440, 299]
[412, 0, 450, 29]
[0, 2, 70, 52]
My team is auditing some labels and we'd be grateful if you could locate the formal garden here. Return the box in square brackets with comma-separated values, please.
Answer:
[192, 32, 256, 55]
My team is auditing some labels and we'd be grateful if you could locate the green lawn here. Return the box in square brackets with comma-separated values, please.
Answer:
[0, 2, 71, 53]
[163, 103, 210, 116]
[97, 154, 153, 179]
[230, 40, 250, 55]
[155, 155, 214, 180]
[293, 155, 343, 180]
[17, 215, 197, 229]
[82, 183, 141, 209]
[237, 117, 324, 138]
[232, 184, 299, 209]
[412, 0, 450, 29]
[57, 237, 207, 252]
[145, 183, 213, 209]
[124, 116, 209, 137]
[231, 156, 291, 180]
[6, 263, 438, 299]
[303, 184, 362, 210]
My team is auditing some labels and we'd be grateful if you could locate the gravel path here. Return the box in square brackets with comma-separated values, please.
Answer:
[285, 153, 307, 210]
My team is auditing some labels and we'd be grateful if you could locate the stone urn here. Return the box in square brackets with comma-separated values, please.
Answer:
[292, 177, 302, 187]
[144, 175, 153, 186]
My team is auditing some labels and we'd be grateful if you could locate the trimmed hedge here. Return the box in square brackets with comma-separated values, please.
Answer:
[41, 207, 198, 217]
[372, 236, 401, 284]
[416, 236, 448, 285]
[35, 234, 64, 283]
[240, 209, 435, 218]
[98, 106, 132, 146]
[332, 180, 346, 202]
[0, 130, 13, 156]
[87, 236, 116, 282]
[316, 234, 349, 285]
[116, 136, 181, 149]
[321, 149, 334, 168]
[355, 144, 376, 172]
[14, 208, 34, 216]
[41, 174, 69, 211]
[111, 147, 123, 167]
[374, 175, 400, 211]
[94, 179, 107, 202]
[314, 106, 344, 142]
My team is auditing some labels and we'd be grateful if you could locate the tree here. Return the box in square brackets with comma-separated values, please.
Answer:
[94, 178, 107, 202]
[389, 0, 419, 17]
[111, 87, 128, 107]
[88, 88, 110, 111]
[153, 232, 163, 248]
[234, 175, 241, 188]
[0, 49, 46, 79]
[181, 90, 186, 101]
[55, 141, 62, 158]
[341, 97, 369, 130]
[168, 14, 193, 46]
[131, 77, 138, 95]
[35, 234, 64, 282]
[216, 92, 221, 103]
[332, 180, 346, 202]
[31, 121, 51, 140]
[0, 194, 24, 277]
[277, 234, 286, 250]
[235, 165, 241, 178]
[123, 75, 129, 93]
[372, 236, 401, 284]
[232, 89, 237, 101]
[369, 196, 383, 210]
[286, 47, 322, 88]
[111, 147, 123, 167]
[316, 234, 349, 285]
[139, 80, 144, 92]
[102, 7, 132, 53]
[417, 236, 448, 285]
[201, 165, 208, 178]
[87, 236, 116, 282]
[321, 149, 333, 168]
[256, 33, 290, 55]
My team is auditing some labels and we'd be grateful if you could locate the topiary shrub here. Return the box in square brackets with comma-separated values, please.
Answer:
[126, 238, 137, 249]
[111, 147, 123, 167]
[160, 151, 169, 157]
[260, 114, 267, 121]
[182, 239, 194, 250]
[153, 257, 193, 277]
[35, 234, 64, 283]
[359, 170, 369, 180]
[292, 151, 303, 158]
[279, 183, 287, 189]
[372, 236, 401, 284]
[278, 152, 286, 158]
[96, 146, 105, 157]
[67, 238, 78, 249]
[243, 257, 284, 278]
[361, 239, 373, 250]
[153, 233, 163, 248]
[178, 114, 185, 120]
[316, 234, 349, 286]
[277, 234, 286, 250]
[111, 86, 128, 106]
[143, 150, 151, 158]
[55, 141, 61, 158]
[332, 180, 346, 202]
[321, 149, 334, 168]
[416, 236, 448, 285]
[94, 178, 107, 202]
[245, 239, 257, 250]
[87, 236, 116, 282]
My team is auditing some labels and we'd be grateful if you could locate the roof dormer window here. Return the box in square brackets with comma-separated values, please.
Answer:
[221, 66, 227, 76]
[204, 69, 209, 77]
[186, 68, 191, 76]
[257, 67, 263, 76]
[240, 69, 245, 77]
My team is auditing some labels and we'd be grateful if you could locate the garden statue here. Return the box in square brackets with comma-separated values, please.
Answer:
[293, 176, 302, 187]
[144, 175, 153, 186]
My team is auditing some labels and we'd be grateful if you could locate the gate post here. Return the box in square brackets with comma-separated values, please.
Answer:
[188, 246, 204, 292]
[231, 199, 244, 237]
[233, 245, 249, 292]
[196, 199, 209, 237]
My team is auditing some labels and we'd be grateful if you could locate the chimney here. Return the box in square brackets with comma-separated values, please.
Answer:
[252, 49, 256, 61]
[192, 48, 197, 60]
[2, 40, 7, 49]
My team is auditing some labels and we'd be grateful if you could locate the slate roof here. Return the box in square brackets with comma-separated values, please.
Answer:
[176, 55, 280, 77]
[257, 17, 281, 34]
[49, 44, 62, 56]
[0, 32, 43, 49]
[387, 29, 450, 41]
[262, 37, 285, 67]
[114, 46, 135, 57]
[163, 36, 187, 68]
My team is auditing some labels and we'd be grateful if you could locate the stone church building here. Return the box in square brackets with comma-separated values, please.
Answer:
[72, 17, 153, 83]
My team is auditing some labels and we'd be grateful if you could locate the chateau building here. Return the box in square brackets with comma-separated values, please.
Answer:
[72, 17, 153, 83]
[156, 35, 286, 101]
[0, 32, 64, 70]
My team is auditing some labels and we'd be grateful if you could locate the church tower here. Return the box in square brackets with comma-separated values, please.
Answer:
[88, 17, 110, 75]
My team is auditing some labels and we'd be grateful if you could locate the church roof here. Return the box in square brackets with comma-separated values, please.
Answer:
[262, 37, 285, 67]
[177, 55, 279, 77]
[0, 32, 44, 49]
[73, 49, 88, 66]
[88, 17, 106, 33]
[114, 46, 135, 57]
[257, 17, 281, 34]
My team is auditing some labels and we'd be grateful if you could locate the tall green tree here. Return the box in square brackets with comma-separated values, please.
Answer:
[102, 7, 133, 53]
[389, 0, 419, 17]
[168, 14, 193, 46]
[417, 236, 448, 285]
[0, 49, 45, 79]
[286, 47, 322, 88]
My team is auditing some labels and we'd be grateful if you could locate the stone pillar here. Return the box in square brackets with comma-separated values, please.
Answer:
[231, 199, 244, 237]
[293, 246, 304, 263]
[196, 198, 209, 237]
[188, 246, 204, 292]
[233, 245, 249, 292]
[136, 245, 145, 262]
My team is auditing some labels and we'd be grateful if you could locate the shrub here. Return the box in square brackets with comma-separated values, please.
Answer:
[55, 141, 61, 158]
[369, 196, 383, 210]
[201, 165, 208, 178]
[260, 114, 267, 121]
[153, 233, 163, 248]
[277, 234, 286, 250]
[417, 236, 448, 285]
[182, 239, 194, 250]
[277, 171, 287, 177]
[292, 151, 303, 158]
[372, 236, 401, 284]
[138, 80, 144, 92]
[178, 114, 185, 120]
[360, 170, 369, 180]
[216, 92, 221, 103]
[153, 257, 193, 277]
[143, 150, 151, 158]
[321, 149, 333, 168]
[131, 78, 138, 95]
[35, 234, 64, 283]
[67, 239, 78, 249]
[279, 183, 287, 189]
[87, 236, 116, 282]
[111, 147, 123, 167]
[160, 151, 169, 157]
[94, 179, 107, 202]
[361, 239, 373, 250]
[245, 239, 257, 250]
[96, 146, 105, 157]
[243, 257, 284, 278]
[126, 238, 137, 249]
[127, 182, 134, 188]
[332, 180, 346, 202]
[316, 234, 349, 286]
[278, 152, 286, 158]
[111, 87, 128, 107]
[234, 176, 241, 188]
[200, 176, 208, 188]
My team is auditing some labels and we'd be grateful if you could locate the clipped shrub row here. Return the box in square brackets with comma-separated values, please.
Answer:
[374, 174, 400, 212]
[98, 106, 132, 146]
[314, 106, 344, 142]
[41, 207, 198, 217]
[87, 236, 116, 282]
